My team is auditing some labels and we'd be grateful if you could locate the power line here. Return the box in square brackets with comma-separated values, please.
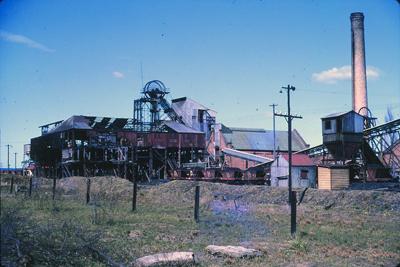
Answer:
[296, 88, 348, 95]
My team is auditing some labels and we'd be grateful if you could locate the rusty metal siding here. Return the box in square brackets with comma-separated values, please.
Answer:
[116, 131, 204, 148]
[166, 133, 180, 147]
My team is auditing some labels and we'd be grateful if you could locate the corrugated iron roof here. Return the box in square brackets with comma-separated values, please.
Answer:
[47, 116, 92, 134]
[222, 126, 308, 152]
[45, 115, 133, 134]
[222, 148, 273, 163]
[172, 97, 217, 114]
[162, 121, 203, 134]
[229, 127, 266, 132]
[282, 154, 315, 166]
[321, 110, 365, 119]
[43, 115, 201, 135]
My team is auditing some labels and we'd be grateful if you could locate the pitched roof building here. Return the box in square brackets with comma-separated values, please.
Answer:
[220, 125, 309, 152]
[207, 124, 310, 170]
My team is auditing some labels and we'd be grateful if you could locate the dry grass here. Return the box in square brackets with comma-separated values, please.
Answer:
[1, 176, 399, 266]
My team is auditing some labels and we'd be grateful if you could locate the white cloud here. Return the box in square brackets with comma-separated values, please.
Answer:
[312, 65, 380, 84]
[112, 71, 124, 78]
[366, 66, 380, 79]
[0, 30, 55, 53]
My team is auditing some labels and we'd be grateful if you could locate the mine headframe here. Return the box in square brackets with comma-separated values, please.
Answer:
[133, 80, 184, 132]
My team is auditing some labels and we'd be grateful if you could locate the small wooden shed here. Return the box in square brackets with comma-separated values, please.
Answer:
[318, 165, 349, 190]
[271, 154, 317, 188]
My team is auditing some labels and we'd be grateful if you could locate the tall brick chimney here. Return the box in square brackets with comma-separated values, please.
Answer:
[351, 12, 368, 116]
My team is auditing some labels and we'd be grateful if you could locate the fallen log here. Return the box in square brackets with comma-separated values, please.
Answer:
[134, 252, 195, 267]
[205, 245, 261, 258]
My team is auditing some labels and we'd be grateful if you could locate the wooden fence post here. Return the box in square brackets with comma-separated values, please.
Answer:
[132, 148, 138, 212]
[52, 172, 56, 200]
[29, 176, 33, 197]
[194, 185, 200, 222]
[86, 178, 91, 204]
[290, 191, 297, 237]
[132, 175, 137, 212]
[9, 175, 14, 194]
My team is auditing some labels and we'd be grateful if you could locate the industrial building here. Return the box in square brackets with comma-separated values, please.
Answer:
[30, 114, 205, 180]
[28, 12, 399, 187]
[30, 80, 209, 181]
[206, 126, 309, 180]
[30, 80, 308, 183]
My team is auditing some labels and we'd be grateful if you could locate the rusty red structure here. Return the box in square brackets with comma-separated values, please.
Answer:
[30, 79, 310, 184]
[30, 115, 206, 180]
[30, 81, 207, 180]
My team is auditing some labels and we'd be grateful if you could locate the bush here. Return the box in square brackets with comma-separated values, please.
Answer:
[0, 201, 120, 266]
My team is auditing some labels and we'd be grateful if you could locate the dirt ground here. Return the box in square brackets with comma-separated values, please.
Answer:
[1, 175, 399, 266]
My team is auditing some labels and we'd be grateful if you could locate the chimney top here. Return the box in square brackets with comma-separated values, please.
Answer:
[350, 12, 364, 20]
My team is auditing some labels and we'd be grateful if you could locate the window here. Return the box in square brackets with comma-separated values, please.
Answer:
[324, 120, 332, 130]
[300, 169, 309, 179]
[198, 110, 205, 123]
[336, 119, 342, 133]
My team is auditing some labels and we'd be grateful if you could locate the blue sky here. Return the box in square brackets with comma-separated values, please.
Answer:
[0, 0, 399, 167]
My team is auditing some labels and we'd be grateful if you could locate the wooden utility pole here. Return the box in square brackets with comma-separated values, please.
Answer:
[9, 152, 17, 194]
[6, 144, 12, 172]
[290, 191, 297, 235]
[7, 145, 13, 193]
[275, 84, 302, 237]
[269, 104, 278, 159]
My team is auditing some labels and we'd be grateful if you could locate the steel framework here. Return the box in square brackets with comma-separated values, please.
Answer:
[364, 118, 400, 177]
[299, 118, 400, 179]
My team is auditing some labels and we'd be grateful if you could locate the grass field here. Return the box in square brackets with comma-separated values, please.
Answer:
[1, 175, 399, 266]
